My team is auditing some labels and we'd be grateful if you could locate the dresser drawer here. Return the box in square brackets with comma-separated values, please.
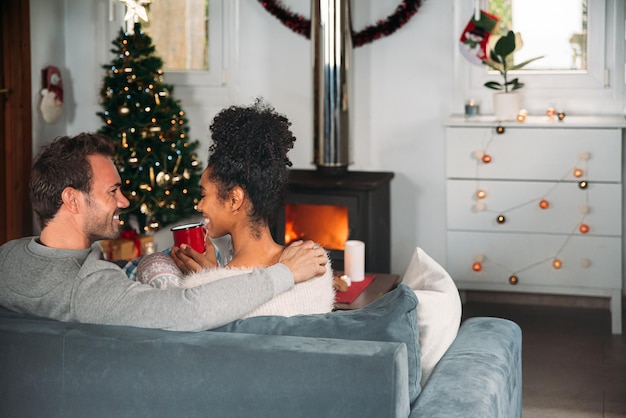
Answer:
[446, 231, 622, 290]
[447, 179, 622, 236]
[446, 127, 622, 182]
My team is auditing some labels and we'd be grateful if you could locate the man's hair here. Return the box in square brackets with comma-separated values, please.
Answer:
[208, 99, 295, 235]
[29, 133, 116, 229]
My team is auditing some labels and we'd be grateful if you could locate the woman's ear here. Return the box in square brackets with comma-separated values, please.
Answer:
[61, 187, 80, 213]
[230, 186, 245, 213]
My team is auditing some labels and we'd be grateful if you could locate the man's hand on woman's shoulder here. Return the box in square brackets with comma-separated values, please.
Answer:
[279, 240, 327, 283]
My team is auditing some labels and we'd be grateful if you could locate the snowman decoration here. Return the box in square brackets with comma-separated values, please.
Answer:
[40, 66, 63, 124]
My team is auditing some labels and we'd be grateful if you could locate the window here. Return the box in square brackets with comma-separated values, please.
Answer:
[103, 0, 233, 89]
[488, 0, 588, 71]
[142, 0, 227, 87]
[142, 0, 209, 72]
[454, 0, 624, 114]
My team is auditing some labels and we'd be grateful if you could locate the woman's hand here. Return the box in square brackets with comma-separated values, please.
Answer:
[170, 237, 218, 274]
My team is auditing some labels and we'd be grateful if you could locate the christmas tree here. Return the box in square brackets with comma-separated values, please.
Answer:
[97, 22, 203, 232]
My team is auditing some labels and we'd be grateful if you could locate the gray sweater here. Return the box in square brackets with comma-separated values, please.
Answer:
[0, 237, 293, 331]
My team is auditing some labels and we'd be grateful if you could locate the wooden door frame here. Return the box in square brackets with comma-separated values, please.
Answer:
[1, 0, 33, 244]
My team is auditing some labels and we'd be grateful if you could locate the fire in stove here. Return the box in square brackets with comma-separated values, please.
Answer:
[284, 203, 349, 250]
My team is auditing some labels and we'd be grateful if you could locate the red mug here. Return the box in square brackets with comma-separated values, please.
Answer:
[171, 222, 207, 253]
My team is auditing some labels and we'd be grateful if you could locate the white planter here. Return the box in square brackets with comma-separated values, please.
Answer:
[493, 92, 521, 121]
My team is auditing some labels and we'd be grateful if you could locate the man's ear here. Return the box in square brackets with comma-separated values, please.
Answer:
[230, 186, 245, 213]
[61, 187, 81, 213]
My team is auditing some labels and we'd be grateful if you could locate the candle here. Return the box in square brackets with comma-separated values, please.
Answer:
[344, 240, 365, 282]
[465, 99, 480, 117]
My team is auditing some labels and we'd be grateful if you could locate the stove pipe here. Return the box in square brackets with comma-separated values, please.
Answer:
[311, 0, 353, 175]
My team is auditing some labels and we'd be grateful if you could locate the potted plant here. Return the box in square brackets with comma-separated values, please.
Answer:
[483, 30, 543, 120]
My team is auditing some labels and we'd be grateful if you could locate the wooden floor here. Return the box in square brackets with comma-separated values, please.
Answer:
[462, 300, 625, 418]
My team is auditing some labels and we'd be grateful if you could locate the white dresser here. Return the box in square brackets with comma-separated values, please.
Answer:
[445, 115, 624, 334]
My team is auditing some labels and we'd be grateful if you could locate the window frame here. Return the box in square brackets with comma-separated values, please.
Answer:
[452, 0, 624, 115]
[103, 0, 235, 91]
[156, 0, 227, 87]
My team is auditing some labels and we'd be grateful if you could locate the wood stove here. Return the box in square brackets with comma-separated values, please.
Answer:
[272, 169, 394, 273]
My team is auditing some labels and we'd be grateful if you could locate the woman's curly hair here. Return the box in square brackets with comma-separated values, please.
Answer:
[207, 99, 295, 231]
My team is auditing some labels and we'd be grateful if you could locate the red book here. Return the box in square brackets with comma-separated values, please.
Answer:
[334, 275, 375, 304]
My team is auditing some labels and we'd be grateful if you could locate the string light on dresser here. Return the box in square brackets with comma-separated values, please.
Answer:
[470, 125, 593, 285]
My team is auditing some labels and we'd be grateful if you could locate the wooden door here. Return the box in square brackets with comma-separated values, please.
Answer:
[0, 0, 33, 245]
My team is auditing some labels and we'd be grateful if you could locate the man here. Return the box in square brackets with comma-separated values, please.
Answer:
[0, 133, 327, 331]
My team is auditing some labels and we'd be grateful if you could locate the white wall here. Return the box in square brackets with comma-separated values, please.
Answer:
[30, 0, 67, 159]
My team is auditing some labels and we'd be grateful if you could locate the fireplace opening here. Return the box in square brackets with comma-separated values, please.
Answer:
[272, 169, 394, 273]
[284, 203, 349, 250]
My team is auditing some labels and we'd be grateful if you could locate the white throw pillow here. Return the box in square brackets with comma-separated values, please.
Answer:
[402, 247, 462, 386]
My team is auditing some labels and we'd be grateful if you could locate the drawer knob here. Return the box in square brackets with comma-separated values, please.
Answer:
[508, 275, 519, 285]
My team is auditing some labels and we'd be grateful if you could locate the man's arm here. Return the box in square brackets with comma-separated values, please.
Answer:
[171, 239, 327, 282]
[75, 242, 327, 331]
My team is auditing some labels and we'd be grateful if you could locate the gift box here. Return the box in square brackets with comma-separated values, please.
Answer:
[99, 230, 154, 261]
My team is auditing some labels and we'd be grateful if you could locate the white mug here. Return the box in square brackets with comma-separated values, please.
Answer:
[344, 240, 365, 282]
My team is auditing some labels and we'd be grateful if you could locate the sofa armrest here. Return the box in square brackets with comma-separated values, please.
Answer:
[0, 316, 410, 418]
[411, 317, 522, 418]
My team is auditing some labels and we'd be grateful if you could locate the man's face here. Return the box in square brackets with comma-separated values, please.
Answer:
[81, 154, 130, 243]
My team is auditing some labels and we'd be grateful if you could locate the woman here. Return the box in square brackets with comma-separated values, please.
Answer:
[138, 99, 334, 317]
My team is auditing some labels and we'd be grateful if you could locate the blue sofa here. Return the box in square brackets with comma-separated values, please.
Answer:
[0, 285, 521, 418]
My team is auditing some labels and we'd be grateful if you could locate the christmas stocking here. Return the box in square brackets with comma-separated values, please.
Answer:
[40, 66, 64, 124]
[459, 10, 499, 66]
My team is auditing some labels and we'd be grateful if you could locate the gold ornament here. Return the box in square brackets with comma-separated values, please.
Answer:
[140, 202, 152, 215]
[156, 171, 173, 188]
[128, 151, 139, 166]
[148, 217, 160, 230]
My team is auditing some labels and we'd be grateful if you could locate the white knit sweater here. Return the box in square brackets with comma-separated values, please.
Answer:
[181, 257, 335, 318]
